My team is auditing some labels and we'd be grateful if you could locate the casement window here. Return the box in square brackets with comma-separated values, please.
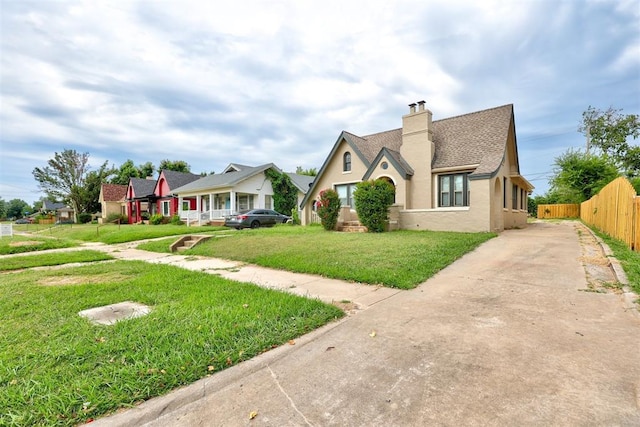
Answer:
[343, 152, 352, 172]
[512, 184, 518, 210]
[162, 201, 170, 216]
[335, 183, 357, 207]
[439, 173, 470, 207]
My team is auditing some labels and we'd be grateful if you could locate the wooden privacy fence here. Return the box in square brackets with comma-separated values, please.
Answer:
[537, 203, 580, 219]
[580, 177, 639, 252]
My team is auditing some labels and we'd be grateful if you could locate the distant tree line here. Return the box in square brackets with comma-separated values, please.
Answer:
[530, 106, 639, 216]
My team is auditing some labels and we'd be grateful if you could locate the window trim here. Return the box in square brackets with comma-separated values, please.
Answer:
[335, 183, 357, 207]
[438, 172, 470, 207]
[343, 152, 352, 172]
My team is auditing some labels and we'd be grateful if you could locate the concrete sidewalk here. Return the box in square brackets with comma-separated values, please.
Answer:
[91, 221, 640, 426]
[89, 242, 401, 311]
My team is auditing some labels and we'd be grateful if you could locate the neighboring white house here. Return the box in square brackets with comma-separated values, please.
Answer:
[171, 163, 314, 225]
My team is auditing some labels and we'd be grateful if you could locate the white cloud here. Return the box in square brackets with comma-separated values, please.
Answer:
[0, 0, 638, 204]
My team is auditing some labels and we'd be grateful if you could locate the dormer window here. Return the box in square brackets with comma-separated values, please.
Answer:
[343, 152, 351, 172]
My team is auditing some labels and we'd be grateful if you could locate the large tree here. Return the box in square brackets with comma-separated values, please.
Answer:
[110, 160, 156, 185]
[549, 149, 619, 203]
[6, 198, 30, 219]
[0, 197, 7, 219]
[32, 149, 110, 221]
[579, 106, 640, 177]
[158, 159, 190, 173]
[81, 162, 114, 213]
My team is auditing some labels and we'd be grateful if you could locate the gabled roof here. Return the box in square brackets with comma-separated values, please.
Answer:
[301, 104, 519, 208]
[172, 164, 280, 194]
[157, 170, 201, 192]
[223, 163, 253, 173]
[363, 148, 414, 181]
[100, 184, 127, 202]
[431, 104, 514, 177]
[42, 200, 66, 211]
[128, 178, 157, 199]
[286, 173, 314, 194]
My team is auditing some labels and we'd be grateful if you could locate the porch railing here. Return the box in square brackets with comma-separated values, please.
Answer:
[180, 209, 232, 226]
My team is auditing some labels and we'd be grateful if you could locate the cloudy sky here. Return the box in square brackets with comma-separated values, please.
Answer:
[1, 0, 638, 205]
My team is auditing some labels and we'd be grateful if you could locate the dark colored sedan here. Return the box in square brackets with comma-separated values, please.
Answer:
[224, 209, 291, 229]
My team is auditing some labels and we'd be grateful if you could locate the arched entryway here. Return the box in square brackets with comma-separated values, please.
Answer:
[379, 176, 396, 203]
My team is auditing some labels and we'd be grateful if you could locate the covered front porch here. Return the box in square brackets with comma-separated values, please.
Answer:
[178, 191, 263, 225]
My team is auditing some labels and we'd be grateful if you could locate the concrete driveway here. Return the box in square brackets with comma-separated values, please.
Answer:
[94, 221, 640, 426]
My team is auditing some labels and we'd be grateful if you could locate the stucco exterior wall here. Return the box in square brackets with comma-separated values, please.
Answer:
[302, 139, 366, 224]
[367, 155, 408, 208]
[399, 177, 493, 232]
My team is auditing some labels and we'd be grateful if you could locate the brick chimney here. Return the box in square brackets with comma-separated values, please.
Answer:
[400, 100, 434, 209]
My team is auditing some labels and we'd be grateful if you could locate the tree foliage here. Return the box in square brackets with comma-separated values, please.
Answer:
[6, 199, 30, 219]
[580, 106, 640, 177]
[550, 149, 619, 203]
[265, 169, 298, 214]
[110, 160, 155, 185]
[81, 162, 114, 213]
[158, 159, 190, 173]
[32, 149, 113, 220]
[295, 166, 318, 176]
[32, 149, 90, 221]
[353, 179, 395, 232]
[0, 198, 6, 219]
[316, 189, 341, 231]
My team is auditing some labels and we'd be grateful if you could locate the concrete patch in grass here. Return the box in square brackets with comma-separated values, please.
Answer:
[79, 301, 152, 325]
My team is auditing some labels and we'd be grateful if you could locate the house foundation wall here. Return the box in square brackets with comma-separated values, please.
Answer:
[399, 209, 490, 232]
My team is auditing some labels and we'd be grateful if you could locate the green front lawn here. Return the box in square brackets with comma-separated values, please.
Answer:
[0, 235, 78, 255]
[138, 226, 496, 289]
[0, 261, 343, 426]
[14, 223, 225, 244]
[0, 250, 113, 271]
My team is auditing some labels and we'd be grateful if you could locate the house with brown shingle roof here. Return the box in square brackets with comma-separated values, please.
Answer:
[300, 101, 534, 232]
[98, 183, 127, 223]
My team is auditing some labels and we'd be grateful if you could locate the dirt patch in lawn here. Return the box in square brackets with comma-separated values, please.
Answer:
[9, 240, 43, 247]
[39, 273, 129, 287]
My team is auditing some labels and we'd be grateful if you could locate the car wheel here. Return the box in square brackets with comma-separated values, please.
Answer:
[250, 220, 260, 229]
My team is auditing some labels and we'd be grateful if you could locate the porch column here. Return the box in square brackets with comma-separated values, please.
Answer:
[135, 200, 141, 222]
[196, 196, 201, 225]
[209, 193, 214, 220]
[178, 197, 183, 217]
[230, 190, 236, 213]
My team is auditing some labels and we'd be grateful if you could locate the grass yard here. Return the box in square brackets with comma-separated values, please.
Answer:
[138, 226, 496, 289]
[0, 261, 343, 426]
[0, 250, 113, 271]
[0, 234, 78, 255]
[13, 223, 225, 244]
[590, 227, 640, 296]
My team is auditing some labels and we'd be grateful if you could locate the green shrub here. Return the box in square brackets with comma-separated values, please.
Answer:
[170, 214, 184, 225]
[105, 213, 127, 224]
[316, 189, 341, 231]
[149, 214, 165, 225]
[141, 212, 150, 220]
[77, 212, 92, 224]
[290, 208, 300, 225]
[354, 179, 395, 232]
